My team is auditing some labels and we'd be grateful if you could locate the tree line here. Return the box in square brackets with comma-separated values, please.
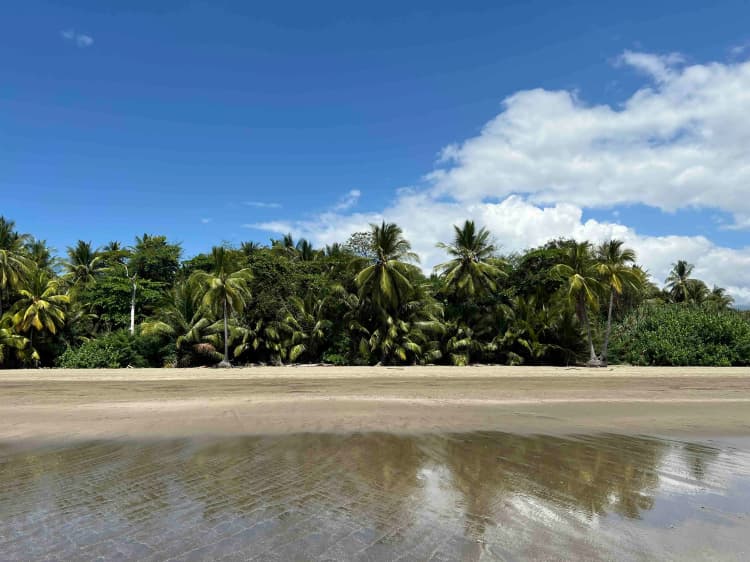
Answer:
[0, 215, 747, 368]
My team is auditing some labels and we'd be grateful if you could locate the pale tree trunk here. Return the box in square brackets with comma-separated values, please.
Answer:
[579, 295, 598, 365]
[129, 279, 136, 335]
[223, 296, 229, 363]
[601, 291, 614, 364]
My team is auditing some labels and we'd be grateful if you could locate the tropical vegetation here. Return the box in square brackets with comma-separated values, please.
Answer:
[0, 215, 746, 368]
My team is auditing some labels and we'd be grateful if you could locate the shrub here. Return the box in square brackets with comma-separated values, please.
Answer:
[610, 304, 750, 366]
[57, 331, 154, 368]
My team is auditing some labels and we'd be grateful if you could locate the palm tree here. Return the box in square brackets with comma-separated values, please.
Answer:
[295, 239, 318, 261]
[595, 240, 643, 364]
[0, 248, 33, 316]
[0, 217, 27, 252]
[283, 293, 332, 362]
[65, 240, 104, 289]
[24, 238, 55, 273]
[141, 281, 221, 366]
[189, 246, 252, 366]
[11, 269, 69, 358]
[0, 322, 29, 367]
[665, 260, 695, 303]
[435, 220, 505, 299]
[355, 222, 419, 317]
[705, 285, 734, 310]
[552, 242, 601, 365]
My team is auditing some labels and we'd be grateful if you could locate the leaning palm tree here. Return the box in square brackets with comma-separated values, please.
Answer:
[65, 240, 104, 289]
[11, 269, 69, 358]
[189, 246, 252, 366]
[355, 222, 419, 317]
[435, 220, 505, 299]
[665, 260, 695, 303]
[595, 240, 643, 364]
[552, 242, 601, 365]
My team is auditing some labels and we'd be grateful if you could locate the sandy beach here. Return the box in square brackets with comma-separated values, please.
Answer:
[1, 365, 749, 441]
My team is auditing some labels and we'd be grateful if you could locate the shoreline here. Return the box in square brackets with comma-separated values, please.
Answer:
[2, 365, 749, 441]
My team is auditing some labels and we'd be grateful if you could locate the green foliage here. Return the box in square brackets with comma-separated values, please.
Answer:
[0, 214, 744, 369]
[610, 305, 750, 366]
[57, 331, 159, 368]
[129, 234, 182, 284]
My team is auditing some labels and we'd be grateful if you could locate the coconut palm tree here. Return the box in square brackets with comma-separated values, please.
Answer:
[595, 240, 643, 364]
[0, 322, 29, 367]
[189, 246, 252, 366]
[435, 220, 505, 299]
[705, 285, 734, 310]
[141, 281, 221, 366]
[552, 242, 601, 365]
[65, 240, 104, 289]
[0, 217, 27, 253]
[0, 248, 33, 316]
[11, 269, 69, 359]
[24, 238, 55, 273]
[665, 260, 695, 303]
[282, 293, 332, 362]
[355, 222, 419, 316]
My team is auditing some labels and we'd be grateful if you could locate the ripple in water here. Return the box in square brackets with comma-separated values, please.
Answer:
[1, 433, 749, 561]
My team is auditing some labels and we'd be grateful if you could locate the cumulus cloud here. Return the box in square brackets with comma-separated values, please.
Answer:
[251, 51, 750, 305]
[429, 53, 750, 228]
[61, 29, 94, 48]
[255, 194, 750, 304]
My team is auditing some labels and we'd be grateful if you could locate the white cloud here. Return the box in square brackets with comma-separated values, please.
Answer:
[244, 201, 282, 209]
[254, 194, 750, 305]
[428, 53, 750, 229]
[60, 29, 94, 48]
[200, 218, 212, 224]
[333, 189, 361, 211]
[251, 51, 750, 305]
[76, 34, 94, 48]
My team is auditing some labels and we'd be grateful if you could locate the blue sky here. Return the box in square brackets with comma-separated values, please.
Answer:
[2, 1, 750, 301]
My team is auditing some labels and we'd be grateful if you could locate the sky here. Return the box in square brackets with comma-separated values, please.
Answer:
[2, 1, 750, 303]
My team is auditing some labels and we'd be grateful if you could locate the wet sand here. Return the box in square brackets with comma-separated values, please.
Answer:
[2, 432, 749, 561]
[1, 365, 749, 440]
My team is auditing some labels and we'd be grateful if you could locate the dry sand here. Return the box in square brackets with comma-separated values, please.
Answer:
[1, 365, 749, 440]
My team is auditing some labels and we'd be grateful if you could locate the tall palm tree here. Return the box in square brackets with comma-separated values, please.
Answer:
[355, 222, 419, 316]
[295, 239, 318, 261]
[65, 240, 104, 289]
[665, 260, 695, 303]
[24, 238, 55, 273]
[0, 217, 27, 253]
[552, 242, 601, 365]
[11, 269, 69, 356]
[435, 220, 505, 299]
[595, 240, 643, 364]
[189, 246, 252, 366]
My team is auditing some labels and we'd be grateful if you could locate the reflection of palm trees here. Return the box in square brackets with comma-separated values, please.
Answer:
[443, 432, 667, 542]
[0, 433, 725, 560]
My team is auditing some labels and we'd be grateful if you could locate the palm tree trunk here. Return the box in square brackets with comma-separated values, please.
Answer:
[601, 291, 614, 364]
[223, 296, 229, 363]
[580, 296, 597, 363]
[129, 280, 136, 335]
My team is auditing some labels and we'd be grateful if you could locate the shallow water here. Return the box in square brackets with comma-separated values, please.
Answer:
[1, 433, 749, 561]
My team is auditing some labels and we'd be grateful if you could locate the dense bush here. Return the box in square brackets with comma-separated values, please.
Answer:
[610, 305, 750, 366]
[57, 331, 159, 368]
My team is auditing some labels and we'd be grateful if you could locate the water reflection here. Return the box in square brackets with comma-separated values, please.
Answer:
[1, 433, 748, 561]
